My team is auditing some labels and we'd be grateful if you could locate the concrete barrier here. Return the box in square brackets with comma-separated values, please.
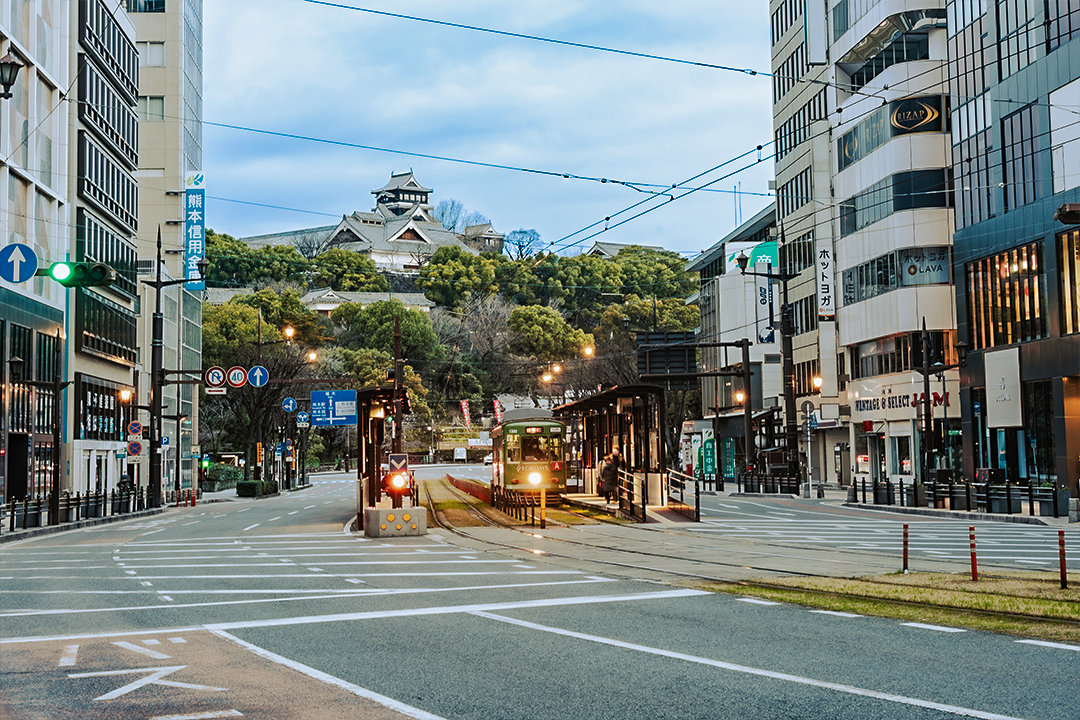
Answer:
[364, 507, 427, 537]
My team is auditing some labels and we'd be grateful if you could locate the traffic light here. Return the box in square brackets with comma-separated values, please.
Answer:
[39, 261, 117, 287]
[201, 456, 210, 469]
[384, 471, 412, 509]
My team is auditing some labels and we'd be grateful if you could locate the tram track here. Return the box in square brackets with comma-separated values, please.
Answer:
[420, 477, 1080, 639]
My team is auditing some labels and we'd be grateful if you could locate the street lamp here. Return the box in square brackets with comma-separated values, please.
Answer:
[735, 245, 800, 481]
[0, 52, 22, 99]
[914, 319, 968, 483]
[144, 226, 209, 508]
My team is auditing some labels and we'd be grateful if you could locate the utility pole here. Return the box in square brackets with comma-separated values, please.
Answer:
[393, 316, 403, 454]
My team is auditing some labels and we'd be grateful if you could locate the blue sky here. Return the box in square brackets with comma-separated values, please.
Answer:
[203, 1, 775, 257]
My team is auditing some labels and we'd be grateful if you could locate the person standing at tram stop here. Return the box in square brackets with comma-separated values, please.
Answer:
[600, 449, 621, 503]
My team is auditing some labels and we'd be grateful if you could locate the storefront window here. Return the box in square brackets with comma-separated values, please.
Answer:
[892, 435, 913, 474]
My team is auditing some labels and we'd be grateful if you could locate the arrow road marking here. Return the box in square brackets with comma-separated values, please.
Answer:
[68, 665, 227, 701]
[113, 641, 172, 659]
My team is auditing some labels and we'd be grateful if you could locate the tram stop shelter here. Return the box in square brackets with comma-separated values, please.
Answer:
[553, 384, 667, 514]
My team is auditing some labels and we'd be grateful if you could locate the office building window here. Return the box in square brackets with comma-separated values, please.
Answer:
[777, 167, 811, 220]
[137, 41, 165, 66]
[953, 130, 995, 228]
[82, 0, 139, 104]
[996, 0, 1041, 80]
[127, 0, 165, 11]
[75, 289, 138, 366]
[138, 96, 165, 121]
[840, 170, 952, 237]
[845, 31, 930, 94]
[780, 230, 814, 276]
[771, 0, 802, 45]
[1001, 104, 1041, 210]
[773, 43, 807, 104]
[1048, 0, 1080, 50]
[966, 242, 1048, 349]
[1061, 229, 1080, 335]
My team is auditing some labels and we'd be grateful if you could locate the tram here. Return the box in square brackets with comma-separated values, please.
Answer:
[491, 408, 567, 494]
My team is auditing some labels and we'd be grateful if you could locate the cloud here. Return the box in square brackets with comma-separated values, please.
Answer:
[204, 1, 775, 253]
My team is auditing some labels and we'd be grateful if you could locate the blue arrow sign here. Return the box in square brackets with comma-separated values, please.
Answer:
[248, 365, 269, 387]
[0, 244, 39, 284]
[282, 397, 297, 412]
[296, 411, 310, 424]
[310, 390, 357, 427]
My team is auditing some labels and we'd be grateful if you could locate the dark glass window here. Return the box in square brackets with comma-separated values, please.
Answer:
[966, 242, 1048, 349]
[1001, 104, 1041, 211]
[127, 0, 165, 11]
[1060, 229, 1080, 335]
[846, 32, 930, 93]
[1048, 0, 1080, 50]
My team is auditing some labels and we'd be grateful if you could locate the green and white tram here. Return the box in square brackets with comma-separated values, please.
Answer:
[491, 408, 566, 493]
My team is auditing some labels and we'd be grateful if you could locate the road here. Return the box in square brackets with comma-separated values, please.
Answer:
[1, 469, 1076, 720]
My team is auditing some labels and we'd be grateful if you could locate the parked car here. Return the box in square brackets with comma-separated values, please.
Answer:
[483, 453, 493, 465]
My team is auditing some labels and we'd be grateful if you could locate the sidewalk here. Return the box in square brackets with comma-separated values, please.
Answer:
[567, 485, 1076, 527]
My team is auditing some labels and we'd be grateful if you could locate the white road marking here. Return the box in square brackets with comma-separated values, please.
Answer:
[112, 641, 172, 659]
[810, 610, 862, 618]
[143, 639, 161, 645]
[149, 711, 242, 720]
[1015, 639, 1080, 651]
[304, 505, 316, 509]
[140, 581, 153, 587]
[288, 511, 299, 515]
[212, 630, 445, 720]
[169, 638, 187, 643]
[59, 644, 78, 666]
[901, 623, 966, 633]
[203, 588, 706, 632]
[736, 598, 780, 605]
[68, 666, 227, 701]
[182, 521, 201, 526]
[268, 517, 281, 522]
[241, 525, 260, 531]
[472, 612, 1024, 720]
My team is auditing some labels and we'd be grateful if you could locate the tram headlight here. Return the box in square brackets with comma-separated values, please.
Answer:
[528, 472, 542, 485]
[389, 473, 408, 491]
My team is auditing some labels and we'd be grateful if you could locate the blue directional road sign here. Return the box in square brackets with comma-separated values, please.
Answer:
[248, 365, 269, 387]
[296, 411, 310, 428]
[0, 244, 39, 284]
[310, 390, 357, 427]
[162, 436, 170, 446]
[282, 397, 297, 412]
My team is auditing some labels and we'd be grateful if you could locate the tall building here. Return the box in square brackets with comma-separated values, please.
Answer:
[946, 0, 1079, 509]
[127, 0, 204, 498]
[0, 0, 75, 503]
[66, 0, 141, 497]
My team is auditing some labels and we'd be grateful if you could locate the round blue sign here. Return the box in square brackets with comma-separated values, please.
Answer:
[248, 365, 270, 387]
[297, 411, 310, 424]
[0, 244, 39, 284]
[282, 397, 297, 412]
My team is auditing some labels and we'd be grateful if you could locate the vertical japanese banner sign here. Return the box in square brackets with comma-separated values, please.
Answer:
[184, 172, 206, 290]
[461, 400, 471, 433]
[816, 241, 835, 321]
[493, 399, 502, 425]
[702, 428, 716, 481]
[755, 261, 775, 344]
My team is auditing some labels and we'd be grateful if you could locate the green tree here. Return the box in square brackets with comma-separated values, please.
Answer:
[415, 246, 503, 309]
[507, 306, 594, 362]
[615, 246, 698, 300]
[309, 248, 388, 291]
[331, 299, 444, 363]
[204, 229, 310, 287]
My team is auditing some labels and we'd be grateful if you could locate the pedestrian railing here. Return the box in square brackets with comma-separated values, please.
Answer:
[664, 469, 700, 522]
[616, 469, 646, 522]
[855, 478, 1070, 518]
[3, 488, 150, 533]
[737, 471, 800, 495]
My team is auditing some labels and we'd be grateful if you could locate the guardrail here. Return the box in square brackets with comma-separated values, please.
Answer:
[665, 469, 700, 522]
[855, 479, 1070, 518]
[616, 469, 646, 522]
[2, 488, 149, 532]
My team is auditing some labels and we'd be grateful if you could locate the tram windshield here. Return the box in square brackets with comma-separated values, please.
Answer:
[506, 434, 563, 463]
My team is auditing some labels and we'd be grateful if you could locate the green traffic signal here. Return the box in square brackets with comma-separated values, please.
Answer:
[38, 261, 117, 287]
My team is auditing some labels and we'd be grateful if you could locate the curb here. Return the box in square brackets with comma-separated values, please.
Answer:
[840, 502, 1063, 526]
[0, 507, 168, 543]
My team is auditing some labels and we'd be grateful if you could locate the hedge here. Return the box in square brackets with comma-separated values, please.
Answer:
[236, 480, 279, 497]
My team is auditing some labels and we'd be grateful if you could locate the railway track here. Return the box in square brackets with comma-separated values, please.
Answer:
[421, 477, 1080, 634]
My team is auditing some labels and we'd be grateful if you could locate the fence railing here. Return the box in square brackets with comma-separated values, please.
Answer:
[737, 472, 800, 495]
[3, 488, 151, 533]
[854, 478, 1070, 518]
[665, 469, 700, 522]
[616, 469, 646, 522]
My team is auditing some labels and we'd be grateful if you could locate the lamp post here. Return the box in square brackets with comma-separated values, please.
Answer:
[914, 319, 968, 483]
[736, 246, 800, 481]
[162, 413, 188, 503]
[144, 226, 209, 508]
[0, 52, 22, 99]
[7, 330, 69, 524]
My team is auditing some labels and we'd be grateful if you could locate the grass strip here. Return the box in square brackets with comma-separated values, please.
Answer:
[701, 572, 1080, 644]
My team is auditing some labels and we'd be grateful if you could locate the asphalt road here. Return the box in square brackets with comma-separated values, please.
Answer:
[1, 469, 1076, 720]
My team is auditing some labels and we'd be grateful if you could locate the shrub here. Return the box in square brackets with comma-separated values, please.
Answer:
[236, 480, 259, 497]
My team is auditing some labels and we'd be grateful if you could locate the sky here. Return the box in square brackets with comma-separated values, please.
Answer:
[203, 1, 776, 259]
